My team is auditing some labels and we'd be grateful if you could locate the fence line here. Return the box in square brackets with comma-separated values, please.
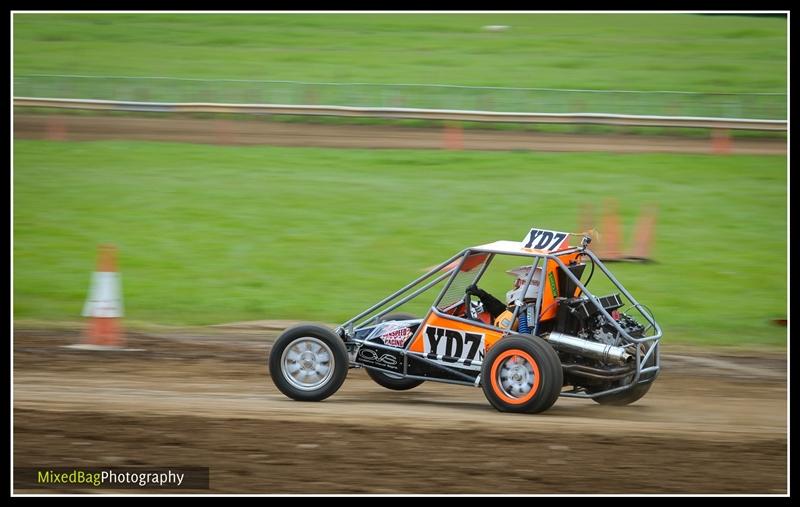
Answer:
[13, 97, 788, 131]
[13, 74, 787, 121]
[17, 74, 786, 96]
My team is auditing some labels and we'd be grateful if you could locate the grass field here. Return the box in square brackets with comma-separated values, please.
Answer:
[13, 13, 787, 92]
[13, 140, 787, 347]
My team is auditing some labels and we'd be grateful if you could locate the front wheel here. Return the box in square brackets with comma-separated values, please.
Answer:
[268, 324, 349, 402]
[481, 336, 563, 414]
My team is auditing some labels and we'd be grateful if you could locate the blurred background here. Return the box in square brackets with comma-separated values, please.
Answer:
[12, 12, 788, 494]
[13, 13, 787, 347]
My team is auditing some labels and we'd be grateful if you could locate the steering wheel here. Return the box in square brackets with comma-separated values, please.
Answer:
[463, 287, 480, 322]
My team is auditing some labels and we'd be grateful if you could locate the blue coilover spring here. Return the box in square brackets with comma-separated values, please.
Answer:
[518, 308, 530, 334]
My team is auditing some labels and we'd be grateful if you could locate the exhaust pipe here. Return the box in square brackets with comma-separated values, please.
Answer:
[546, 332, 633, 365]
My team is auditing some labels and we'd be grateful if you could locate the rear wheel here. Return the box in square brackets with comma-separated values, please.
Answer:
[268, 324, 348, 402]
[592, 317, 657, 406]
[592, 344, 656, 406]
[366, 312, 424, 391]
[592, 381, 653, 406]
[481, 336, 563, 414]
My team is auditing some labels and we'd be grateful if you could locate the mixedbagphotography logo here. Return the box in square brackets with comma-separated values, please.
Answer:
[14, 467, 210, 490]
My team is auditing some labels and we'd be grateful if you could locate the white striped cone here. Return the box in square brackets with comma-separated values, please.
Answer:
[81, 244, 124, 346]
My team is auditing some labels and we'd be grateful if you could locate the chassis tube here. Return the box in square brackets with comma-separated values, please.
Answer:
[562, 364, 636, 381]
[355, 269, 453, 328]
[431, 250, 472, 308]
[340, 250, 465, 328]
[349, 335, 479, 384]
[360, 364, 476, 387]
[581, 250, 661, 336]
[550, 252, 662, 343]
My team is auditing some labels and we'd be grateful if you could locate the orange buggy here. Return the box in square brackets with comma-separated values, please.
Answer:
[269, 227, 662, 414]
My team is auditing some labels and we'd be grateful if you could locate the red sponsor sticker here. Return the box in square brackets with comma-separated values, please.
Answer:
[379, 327, 412, 347]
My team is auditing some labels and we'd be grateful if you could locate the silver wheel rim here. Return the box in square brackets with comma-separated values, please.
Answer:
[497, 354, 536, 399]
[281, 337, 335, 391]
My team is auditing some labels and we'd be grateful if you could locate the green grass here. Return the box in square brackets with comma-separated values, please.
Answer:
[13, 13, 787, 92]
[13, 140, 787, 348]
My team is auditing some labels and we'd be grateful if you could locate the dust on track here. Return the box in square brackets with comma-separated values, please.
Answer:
[13, 326, 787, 494]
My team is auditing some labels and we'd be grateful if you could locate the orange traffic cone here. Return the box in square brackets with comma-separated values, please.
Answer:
[598, 199, 623, 261]
[627, 204, 658, 261]
[46, 116, 67, 141]
[711, 129, 732, 155]
[443, 123, 464, 150]
[81, 244, 125, 347]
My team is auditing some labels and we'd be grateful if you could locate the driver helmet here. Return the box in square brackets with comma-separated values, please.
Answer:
[505, 266, 542, 305]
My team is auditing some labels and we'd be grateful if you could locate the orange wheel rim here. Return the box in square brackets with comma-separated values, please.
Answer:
[490, 349, 541, 404]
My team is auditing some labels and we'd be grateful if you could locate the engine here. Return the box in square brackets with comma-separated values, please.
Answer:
[578, 313, 645, 346]
[545, 294, 646, 366]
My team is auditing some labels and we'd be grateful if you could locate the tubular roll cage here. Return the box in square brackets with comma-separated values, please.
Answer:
[337, 242, 663, 399]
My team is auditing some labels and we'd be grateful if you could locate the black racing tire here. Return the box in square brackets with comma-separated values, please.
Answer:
[365, 312, 425, 391]
[592, 348, 656, 406]
[365, 368, 424, 391]
[592, 381, 653, 406]
[481, 336, 563, 414]
[268, 323, 348, 402]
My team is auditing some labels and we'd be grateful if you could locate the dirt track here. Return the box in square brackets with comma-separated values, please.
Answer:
[14, 114, 787, 155]
[13, 326, 787, 494]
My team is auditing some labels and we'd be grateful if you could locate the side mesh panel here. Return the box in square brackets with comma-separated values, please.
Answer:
[436, 253, 488, 311]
